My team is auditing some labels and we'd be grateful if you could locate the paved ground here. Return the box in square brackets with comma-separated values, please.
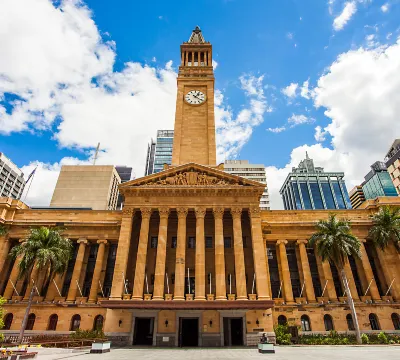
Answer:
[33, 346, 400, 360]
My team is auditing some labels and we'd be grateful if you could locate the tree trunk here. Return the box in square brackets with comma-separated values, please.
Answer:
[18, 284, 36, 345]
[340, 268, 362, 344]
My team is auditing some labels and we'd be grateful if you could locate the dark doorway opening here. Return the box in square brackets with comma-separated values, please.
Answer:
[133, 317, 154, 345]
[179, 318, 198, 347]
[223, 317, 244, 346]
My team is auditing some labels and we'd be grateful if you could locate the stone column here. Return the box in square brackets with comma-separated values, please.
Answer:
[153, 208, 170, 300]
[317, 256, 338, 300]
[231, 207, 247, 300]
[131, 208, 153, 300]
[3, 253, 23, 300]
[376, 244, 400, 300]
[195, 207, 206, 300]
[0, 236, 10, 272]
[277, 240, 294, 303]
[296, 240, 316, 302]
[358, 240, 380, 300]
[23, 264, 40, 300]
[249, 206, 270, 300]
[174, 208, 188, 300]
[88, 240, 108, 303]
[109, 207, 134, 299]
[344, 259, 359, 300]
[66, 238, 87, 302]
[213, 207, 226, 300]
[45, 272, 65, 301]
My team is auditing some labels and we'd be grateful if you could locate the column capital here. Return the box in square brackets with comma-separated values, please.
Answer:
[122, 206, 135, 216]
[97, 239, 108, 245]
[249, 206, 261, 218]
[77, 238, 88, 245]
[176, 207, 189, 218]
[230, 207, 242, 218]
[195, 206, 206, 218]
[276, 239, 288, 246]
[360, 239, 367, 243]
[140, 208, 152, 219]
[213, 207, 224, 219]
[158, 207, 170, 219]
[296, 239, 308, 245]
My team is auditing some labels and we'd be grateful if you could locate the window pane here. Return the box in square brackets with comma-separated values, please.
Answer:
[310, 182, 324, 209]
[332, 182, 346, 209]
[291, 182, 302, 209]
[224, 237, 232, 248]
[299, 182, 312, 209]
[321, 182, 336, 209]
[205, 236, 213, 248]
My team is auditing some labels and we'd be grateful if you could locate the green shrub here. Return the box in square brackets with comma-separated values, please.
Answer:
[70, 329, 106, 340]
[378, 332, 389, 344]
[274, 324, 292, 345]
[361, 333, 369, 344]
[0, 332, 4, 344]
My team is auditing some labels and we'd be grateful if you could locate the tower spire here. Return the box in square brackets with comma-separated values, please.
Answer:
[188, 25, 205, 43]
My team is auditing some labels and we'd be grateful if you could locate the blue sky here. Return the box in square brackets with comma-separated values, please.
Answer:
[1, 0, 400, 208]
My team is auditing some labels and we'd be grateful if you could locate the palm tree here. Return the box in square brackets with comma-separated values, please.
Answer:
[9, 227, 72, 344]
[369, 206, 400, 251]
[0, 224, 7, 236]
[309, 214, 362, 344]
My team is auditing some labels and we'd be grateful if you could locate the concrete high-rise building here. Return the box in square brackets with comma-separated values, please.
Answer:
[115, 166, 133, 209]
[50, 165, 121, 210]
[349, 186, 366, 209]
[145, 130, 174, 175]
[384, 139, 400, 195]
[224, 160, 270, 210]
[280, 153, 351, 210]
[0, 152, 25, 200]
[361, 161, 398, 200]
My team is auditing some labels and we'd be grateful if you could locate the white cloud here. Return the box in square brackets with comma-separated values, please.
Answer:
[314, 125, 327, 142]
[365, 34, 379, 48]
[381, 3, 389, 12]
[212, 59, 218, 70]
[286, 32, 294, 40]
[267, 126, 286, 133]
[281, 83, 299, 98]
[288, 114, 315, 126]
[151, 56, 157, 62]
[333, 1, 357, 31]
[300, 80, 311, 99]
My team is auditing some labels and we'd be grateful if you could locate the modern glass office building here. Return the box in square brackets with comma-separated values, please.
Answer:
[279, 153, 352, 210]
[144, 130, 174, 175]
[362, 161, 398, 199]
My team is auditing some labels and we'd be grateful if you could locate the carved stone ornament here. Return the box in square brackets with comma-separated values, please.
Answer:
[176, 207, 189, 218]
[213, 207, 225, 219]
[122, 207, 135, 216]
[249, 206, 261, 218]
[195, 207, 207, 218]
[144, 171, 238, 186]
[230, 207, 242, 218]
[140, 208, 153, 219]
[158, 207, 170, 218]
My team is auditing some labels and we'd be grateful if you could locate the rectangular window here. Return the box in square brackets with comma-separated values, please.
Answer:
[299, 182, 312, 209]
[188, 237, 196, 249]
[332, 182, 346, 209]
[224, 237, 232, 248]
[310, 182, 324, 209]
[321, 182, 336, 209]
[291, 182, 302, 209]
[150, 236, 158, 248]
[171, 236, 177, 249]
[205, 236, 213, 248]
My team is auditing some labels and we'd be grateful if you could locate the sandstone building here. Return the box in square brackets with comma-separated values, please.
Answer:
[1, 27, 400, 347]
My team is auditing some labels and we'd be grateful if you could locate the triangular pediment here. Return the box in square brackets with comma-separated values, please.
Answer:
[120, 163, 264, 190]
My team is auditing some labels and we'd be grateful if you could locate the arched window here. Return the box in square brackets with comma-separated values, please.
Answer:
[25, 313, 36, 330]
[324, 314, 334, 331]
[4, 313, 13, 330]
[278, 315, 287, 326]
[346, 314, 355, 331]
[47, 314, 58, 331]
[93, 315, 104, 331]
[70, 314, 81, 331]
[301, 315, 311, 331]
[369, 313, 380, 330]
[391, 313, 400, 330]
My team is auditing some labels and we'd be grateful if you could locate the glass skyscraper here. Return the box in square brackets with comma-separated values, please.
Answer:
[362, 161, 398, 199]
[280, 153, 352, 210]
[145, 130, 174, 175]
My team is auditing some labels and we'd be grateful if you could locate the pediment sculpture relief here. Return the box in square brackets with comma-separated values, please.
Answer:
[144, 171, 239, 186]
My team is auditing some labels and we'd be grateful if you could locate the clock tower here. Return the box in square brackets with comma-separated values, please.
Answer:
[171, 26, 217, 166]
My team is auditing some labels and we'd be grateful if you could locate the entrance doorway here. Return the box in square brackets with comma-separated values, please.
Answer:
[179, 318, 199, 347]
[133, 317, 154, 345]
[223, 317, 244, 346]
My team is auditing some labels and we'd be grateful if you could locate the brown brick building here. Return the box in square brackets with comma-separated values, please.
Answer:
[1, 27, 400, 347]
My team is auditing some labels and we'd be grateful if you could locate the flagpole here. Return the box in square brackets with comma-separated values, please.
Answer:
[23, 166, 38, 203]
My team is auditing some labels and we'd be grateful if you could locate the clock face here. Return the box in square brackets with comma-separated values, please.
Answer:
[185, 90, 206, 105]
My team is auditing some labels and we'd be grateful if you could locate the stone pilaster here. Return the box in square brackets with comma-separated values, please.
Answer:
[194, 207, 206, 300]
[343, 259, 360, 300]
[66, 238, 87, 302]
[109, 207, 135, 299]
[231, 207, 247, 300]
[88, 240, 108, 303]
[132, 208, 152, 300]
[359, 240, 380, 300]
[249, 206, 270, 300]
[317, 255, 338, 300]
[174, 208, 188, 300]
[23, 264, 39, 300]
[0, 236, 10, 272]
[3, 253, 23, 300]
[376, 243, 400, 300]
[153, 208, 170, 300]
[213, 207, 226, 300]
[296, 240, 316, 302]
[277, 240, 294, 303]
